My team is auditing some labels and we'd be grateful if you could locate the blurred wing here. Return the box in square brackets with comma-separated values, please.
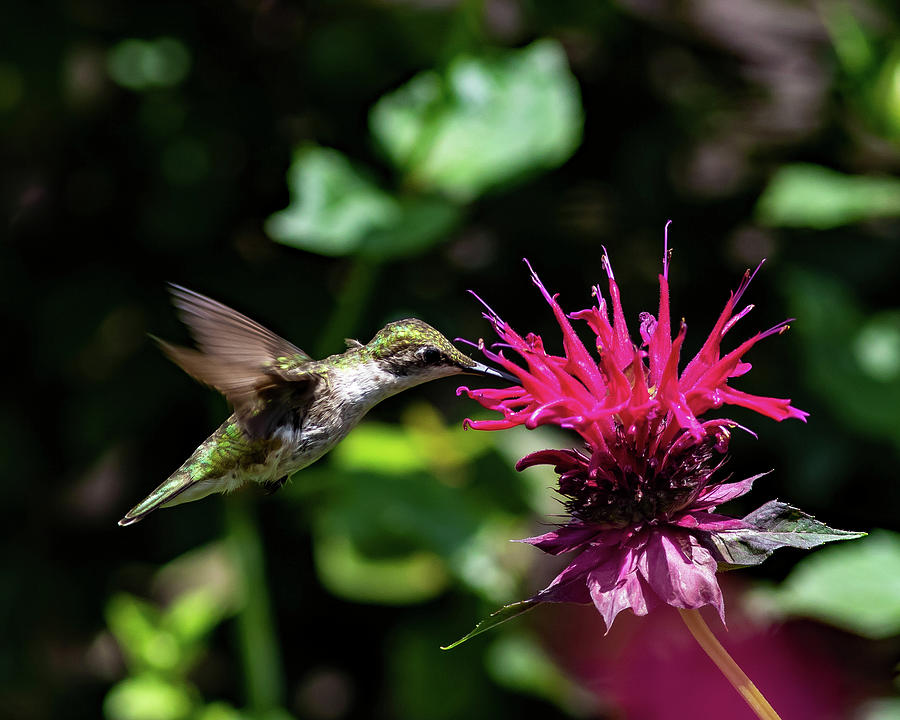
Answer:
[169, 284, 312, 366]
[160, 286, 319, 437]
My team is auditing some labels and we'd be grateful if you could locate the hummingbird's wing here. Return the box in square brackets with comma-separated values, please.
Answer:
[169, 284, 313, 365]
[158, 285, 320, 438]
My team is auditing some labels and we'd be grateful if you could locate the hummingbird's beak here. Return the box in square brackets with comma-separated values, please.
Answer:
[465, 360, 519, 384]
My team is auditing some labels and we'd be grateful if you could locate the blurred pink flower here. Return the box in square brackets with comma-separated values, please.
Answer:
[458, 240, 810, 631]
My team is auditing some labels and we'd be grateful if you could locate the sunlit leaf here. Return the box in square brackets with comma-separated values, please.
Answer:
[265, 146, 396, 256]
[371, 39, 583, 200]
[441, 599, 539, 650]
[265, 146, 460, 259]
[762, 530, 900, 639]
[103, 673, 195, 720]
[756, 164, 900, 228]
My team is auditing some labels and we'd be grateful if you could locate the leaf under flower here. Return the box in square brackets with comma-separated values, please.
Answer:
[441, 599, 540, 650]
[701, 500, 866, 570]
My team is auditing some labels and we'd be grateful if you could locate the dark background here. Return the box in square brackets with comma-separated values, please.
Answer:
[4, 1, 900, 719]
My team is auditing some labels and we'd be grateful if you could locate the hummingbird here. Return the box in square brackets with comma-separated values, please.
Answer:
[118, 285, 514, 527]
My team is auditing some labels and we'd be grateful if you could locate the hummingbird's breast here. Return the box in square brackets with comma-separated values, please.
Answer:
[272, 359, 400, 476]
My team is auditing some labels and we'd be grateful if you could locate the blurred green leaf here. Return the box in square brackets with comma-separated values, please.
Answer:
[361, 195, 461, 259]
[104, 673, 195, 720]
[265, 146, 396, 256]
[821, 3, 875, 77]
[786, 268, 900, 447]
[371, 39, 583, 200]
[194, 703, 247, 720]
[310, 466, 477, 603]
[307, 407, 533, 604]
[757, 164, 900, 228]
[870, 45, 900, 137]
[858, 698, 900, 720]
[107, 38, 191, 91]
[153, 541, 241, 613]
[332, 404, 492, 475]
[332, 421, 431, 475]
[762, 530, 900, 639]
[162, 588, 231, 648]
[441, 599, 538, 650]
[265, 146, 460, 259]
[854, 311, 900, 382]
[447, 518, 534, 604]
[106, 594, 182, 673]
[485, 632, 596, 714]
[312, 525, 449, 604]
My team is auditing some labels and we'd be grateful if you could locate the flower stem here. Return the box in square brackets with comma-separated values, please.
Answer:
[677, 608, 781, 720]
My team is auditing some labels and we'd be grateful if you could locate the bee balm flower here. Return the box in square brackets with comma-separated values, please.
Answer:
[455, 238, 860, 636]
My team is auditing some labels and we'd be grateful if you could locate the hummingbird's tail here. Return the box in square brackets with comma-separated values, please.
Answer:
[118, 465, 225, 526]
[118, 419, 256, 526]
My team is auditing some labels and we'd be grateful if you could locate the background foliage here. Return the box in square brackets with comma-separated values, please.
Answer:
[3, 1, 900, 718]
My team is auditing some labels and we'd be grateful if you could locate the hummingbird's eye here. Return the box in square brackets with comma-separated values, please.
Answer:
[421, 347, 442, 365]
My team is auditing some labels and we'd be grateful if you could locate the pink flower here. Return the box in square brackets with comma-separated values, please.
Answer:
[456, 237, 816, 632]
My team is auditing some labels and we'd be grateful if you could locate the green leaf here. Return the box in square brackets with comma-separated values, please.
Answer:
[441, 599, 539, 650]
[359, 195, 461, 259]
[705, 500, 866, 569]
[265, 146, 397, 256]
[371, 39, 583, 200]
[106, 594, 182, 672]
[265, 145, 460, 259]
[312, 526, 449, 604]
[193, 703, 248, 720]
[857, 698, 900, 720]
[332, 421, 431, 474]
[103, 673, 195, 720]
[332, 404, 492, 475]
[162, 589, 230, 649]
[756, 163, 900, 228]
[821, 3, 875, 77]
[763, 530, 900, 639]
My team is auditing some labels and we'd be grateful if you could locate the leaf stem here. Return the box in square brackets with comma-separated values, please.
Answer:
[677, 608, 781, 720]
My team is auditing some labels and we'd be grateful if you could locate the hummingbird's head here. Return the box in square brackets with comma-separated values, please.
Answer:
[368, 319, 516, 385]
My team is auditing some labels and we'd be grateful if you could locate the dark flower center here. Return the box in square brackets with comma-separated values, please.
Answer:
[560, 432, 724, 529]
